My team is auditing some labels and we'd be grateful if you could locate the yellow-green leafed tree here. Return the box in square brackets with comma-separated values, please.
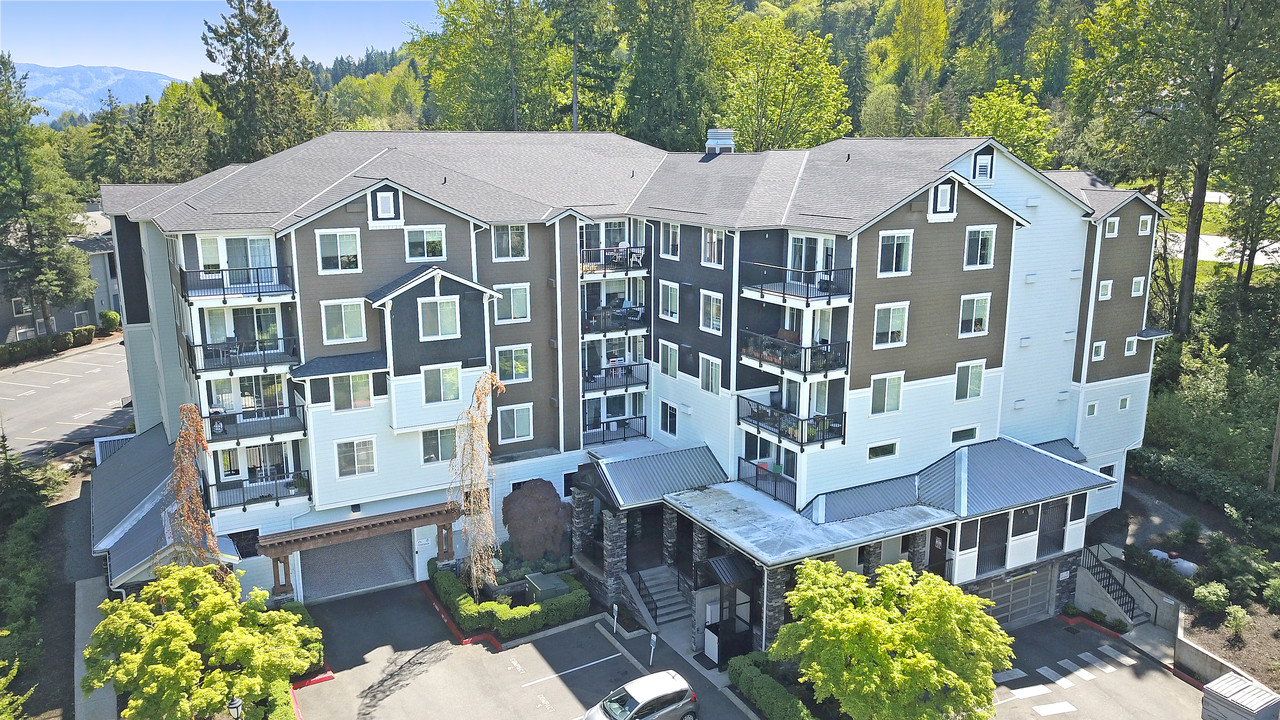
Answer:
[82, 565, 323, 720]
[890, 0, 946, 89]
[963, 77, 1055, 169]
[771, 560, 1014, 720]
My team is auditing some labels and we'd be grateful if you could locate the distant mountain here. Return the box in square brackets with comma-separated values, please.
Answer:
[15, 63, 181, 122]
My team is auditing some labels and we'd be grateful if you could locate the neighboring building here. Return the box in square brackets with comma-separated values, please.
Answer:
[0, 219, 118, 342]
[92, 131, 1166, 660]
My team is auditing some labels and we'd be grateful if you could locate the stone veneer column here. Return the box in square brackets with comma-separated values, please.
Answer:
[628, 509, 643, 543]
[570, 486, 593, 557]
[907, 531, 928, 572]
[691, 525, 709, 588]
[763, 566, 792, 649]
[1055, 551, 1082, 614]
[601, 509, 628, 602]
[662, 506, 678, 567]
[863, 542, 883, 575]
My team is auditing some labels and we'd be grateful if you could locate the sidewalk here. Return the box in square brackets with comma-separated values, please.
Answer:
[74, 577, 117, 720]
[0, 332, 125, 376]
[1124, 621, 1176, 666]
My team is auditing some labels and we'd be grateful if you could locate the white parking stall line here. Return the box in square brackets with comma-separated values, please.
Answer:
[0, 380, 49, 389]
[1097, 645, 1138, 666]
[1033, 701, 1077, 716]
[519, 653, 622, 688]
[62, 360, 118, 367]
[28, 369, 82, 377]
[1057, 659, 1095, 681]
[1011, 685, 1052, 699]
[1036, 666, 1075, 689]
[994, 668, 1028, 683]
[73, 412, 91, 419]
[18, 390, 35, 397]
[1078, 651, 1116, 673]
[0, 396, 13, 401]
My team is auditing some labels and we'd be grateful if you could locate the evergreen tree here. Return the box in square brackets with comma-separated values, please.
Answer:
[544, 0, 624, 131]
[0, 433, 42, 532]
[154, 79, 221, 182]
[123, 96, 162, 183]
[88, 91, 129, 185]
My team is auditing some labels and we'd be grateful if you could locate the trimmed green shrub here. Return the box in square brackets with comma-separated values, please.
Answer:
[1263, 579, 1280, 613]
[98, 310, 121, 332]
[1178, 517, 1202, 546]
[50, 331, 73, 352]
[727, 651, 814, 720]
[1194, 582, 1230, 613]
[72, 325, 95, 346]
[1061, 603, 1081, 617]
[264, 679, 295, 720]
[1225, 605, 1250, 639]
[1108, 618, 1129, 633]
[1087, 609, 1107, 623]
[431, 570, 590, 638]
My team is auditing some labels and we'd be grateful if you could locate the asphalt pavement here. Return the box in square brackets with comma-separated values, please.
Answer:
[0, 340, 134, 460]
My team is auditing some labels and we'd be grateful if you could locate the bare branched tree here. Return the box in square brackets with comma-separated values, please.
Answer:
[449, 371, 505, 598]
[169, 403, 222, 570]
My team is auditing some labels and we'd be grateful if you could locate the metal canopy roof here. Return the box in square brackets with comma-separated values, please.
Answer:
[589, 442, 728, 511]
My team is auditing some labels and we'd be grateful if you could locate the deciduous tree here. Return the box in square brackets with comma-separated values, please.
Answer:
[0, 630, 32, 720]
[889, 0, 946, 89]
[963, 77, 1054, 168]
[451, 371, 504, 597]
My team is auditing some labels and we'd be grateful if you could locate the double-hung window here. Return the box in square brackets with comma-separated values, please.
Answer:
[317, 229, 361, 273]
[423, 365, 461, 404]
[661, 222, 680, 259]
[699, 354, 721, 395]
[10, 298, 28, 316]
[959, 293, 991, 337]
[660, 400, 677, 436]
[419, 297, 460, 341]
[494, 224, 528, 261]
[701, 228, 724, 268]
[964, 226, 995, 269]
[658, 280, 679, 322]
[321, 300, 365, 344]
[495, 283, 530, 323]
[333, 373, 372, 411]
[870, 372, 903, 415]
[336, 438, 375, 477]
[497, 344, 532, 383]
[659, 340, 678, 378]
[498, 404, 533, 444]
[873, 302, 909, 348]
[405, 225, 446, 261]
[699, 291, 722, 335]
[956, 360, 984, 400]
[878, 230, 912, 276]
[422, 428, 456, 464]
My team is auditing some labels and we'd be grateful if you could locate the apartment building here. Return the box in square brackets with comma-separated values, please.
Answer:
[90, 130, 1165, 663]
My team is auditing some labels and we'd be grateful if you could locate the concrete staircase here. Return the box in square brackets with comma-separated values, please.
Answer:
[637, 565, 692, 626]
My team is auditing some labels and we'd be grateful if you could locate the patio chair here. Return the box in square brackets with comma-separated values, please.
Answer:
[628, 247, 645, 267]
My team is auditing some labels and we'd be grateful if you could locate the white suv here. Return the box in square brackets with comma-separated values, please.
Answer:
[586, 670, 697, 720]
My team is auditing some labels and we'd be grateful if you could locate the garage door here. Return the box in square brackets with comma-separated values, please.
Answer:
[300, 531, 414, 603]
[971, 566, 1055, 630]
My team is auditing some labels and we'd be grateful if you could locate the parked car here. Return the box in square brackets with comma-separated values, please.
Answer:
[586, 670, 697, 720]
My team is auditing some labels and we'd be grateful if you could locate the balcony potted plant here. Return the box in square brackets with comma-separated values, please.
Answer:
[287, 472, 309, 495]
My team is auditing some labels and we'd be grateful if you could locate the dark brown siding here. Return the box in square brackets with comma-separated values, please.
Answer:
[1076, 198, 1156, 383]
[849, 185, 1014, 389]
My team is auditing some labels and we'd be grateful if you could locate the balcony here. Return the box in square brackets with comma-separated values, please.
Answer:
[737, 457, 797, 507]
[581, 246, 647, 275]
[582, 362, 649, 394]
[583, 305, 647, 336]
[583, 416, 647, 446]
[205, 406, 306, 444]
[737, 396, 845, 448]
[185, 336, 300, 374]
[739, 262, 853, 306]
[739, 330, 849, 379]
[209, 470, 309, 510]
[179, 265, 295, 302]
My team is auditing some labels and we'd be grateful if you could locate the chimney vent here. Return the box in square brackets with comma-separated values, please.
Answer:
[706, 128, 735, 154]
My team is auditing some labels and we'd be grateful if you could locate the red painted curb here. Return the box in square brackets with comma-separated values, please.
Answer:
[418, 581, 504, 652]
[289, 686, 304, 720]
[1058, 614, 1123, 639]
[291, 661, 335, 690]
[1168, 664, 1205, 690]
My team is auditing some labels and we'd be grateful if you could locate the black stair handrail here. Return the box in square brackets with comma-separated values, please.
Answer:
[1083, 545, 1157, 625]
[633, 571, 659, 620]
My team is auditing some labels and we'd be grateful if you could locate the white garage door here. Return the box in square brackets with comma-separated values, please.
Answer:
[300, 531, 414, 603]
[972, 567, 1055, 630]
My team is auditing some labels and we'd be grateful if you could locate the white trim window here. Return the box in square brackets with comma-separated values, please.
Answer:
[660, 222, 680, 260]
[498, 403, 534, 444]
[1138, 215, 1153, 235]
[418, 296, 460, 341]
[405, 225, 446, 262]
[699, 290, 723, 335]
[497, 344, 532, 383]
[1124, 336, 1138, 356]
[659, 281, 680, 322]
[336, 437, 376, 477]
[10, 298, 29, 316]
[699, 354, 721, 395]
[959, 293, 991, 337]
[1092, 341, 1106, 361]
[964, 225, 995, 269]
[878, 230, 912, 277]
[494, 283, 530, 324]
[660, 399, 677, 436]
[375, 191, 396, 219]
[955, 360, 984, 401]
[934, 182, 953, 213]
[1119, 395, 1131, 412]
[74, 310, 91, 327]
[1105, 217, 1119, 238]
[493, 224, 528, 261]
[35, 318, 48, 335]
[1086, 401, 1098, 417]
[867, 441, 898, 461]
[873, 302, 909, 348]
[1098, 280, 1113, 301]
[316, 229, 361, 274]
[659, 340, 678, 379]
[422, 427, 456, 464]
[1131, 277, 1145, 297]
[701, 228, 725, 268]
[870, 372, 903, 415]
[951, 426, 978, 444]
[321, 300, 366, 344]
[423, 365, 461, 404]
[332, 373, 373, 412]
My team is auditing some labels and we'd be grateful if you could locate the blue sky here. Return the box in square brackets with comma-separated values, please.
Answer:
[0, 1, 441, 81]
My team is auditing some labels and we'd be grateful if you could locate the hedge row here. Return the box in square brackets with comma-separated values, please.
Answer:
[727, 652, 814, 720]
[0, 325, 97, 366]
[1128, 448, 1280, 544]
[264, 679, 295, 720]
[432, 570, 591, 639]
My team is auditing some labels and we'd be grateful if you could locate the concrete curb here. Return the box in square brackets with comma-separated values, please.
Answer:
[0, 334, 125, 376]
[417, 581, 503, 651]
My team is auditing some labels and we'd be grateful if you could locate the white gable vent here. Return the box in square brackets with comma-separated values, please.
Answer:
[706, 128, 735, 154]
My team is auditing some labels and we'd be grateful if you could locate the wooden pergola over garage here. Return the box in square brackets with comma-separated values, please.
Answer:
[256, 501, 461, 597]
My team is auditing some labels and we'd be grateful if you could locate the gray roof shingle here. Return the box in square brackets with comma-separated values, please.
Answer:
[1043, 170, 1168, 221]
[290, 351, 388, 379]
[90, 423, 173, 550]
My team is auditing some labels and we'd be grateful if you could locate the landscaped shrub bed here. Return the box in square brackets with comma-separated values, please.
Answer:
[432, 570, 591, 639]
[0, 324, 97, 366]
[1129, 448, 1280, 544]
[494, 540, 572, 585]
[727, 652, 815, 720]
[0, 506, 51, 672]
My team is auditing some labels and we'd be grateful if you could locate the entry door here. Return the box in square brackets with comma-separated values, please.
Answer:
[813, 309, 832, 345]
[809, 380, 829, 416]
[239, 375, 284, 416]
[928, 527, 949, 577]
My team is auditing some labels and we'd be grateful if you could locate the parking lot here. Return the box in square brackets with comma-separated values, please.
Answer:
[995, 619, 1201, 719]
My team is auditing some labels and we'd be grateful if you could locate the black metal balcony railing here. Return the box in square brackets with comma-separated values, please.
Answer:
[179, 265, 295, 301]
[583, 305, 647, 334]
[739, 262, 854, 304]
[580, 245, 647, 274]
[582, 362, 649, 393]
[739, 330, 849, 378]
[205, 406, 306, 444]
[737, 396, 845, 447]
[185, 336, 300, 373]
[210, 470, 310, 510]
[737, 457, 797, 507]
[582, 415, 647, 446]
